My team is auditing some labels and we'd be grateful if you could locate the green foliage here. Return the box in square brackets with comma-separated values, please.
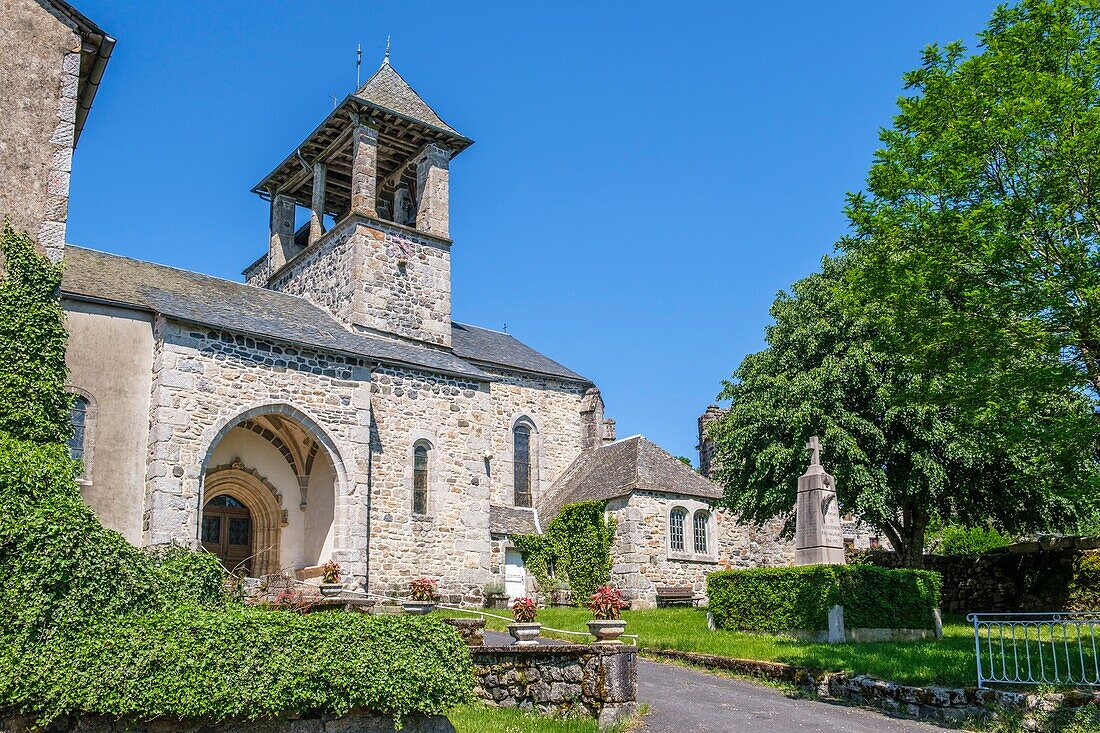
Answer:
[0, 223, 71, 444]
[512, 501, 616, 606]
[144, 543, 230, 609]
[933, 525, 1012, 555]
[706, 566, 942, 633]
[839, 0, 1100, 477]
[1068, 553, 1100, 611]
[1, 608, 473, 724]
[710, 257, 1076, 567]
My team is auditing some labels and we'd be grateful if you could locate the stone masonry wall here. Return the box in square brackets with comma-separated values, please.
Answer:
[483, 368, 589, 511]
[471, 644, 638, 728]
[610, 490, 792, 608]
[365, 365, 493, 603]
[861, 539, 1100, 613]
[0, 0, 82, 262]
[143, 318, 373, 581]
[256, 216, 452, 348]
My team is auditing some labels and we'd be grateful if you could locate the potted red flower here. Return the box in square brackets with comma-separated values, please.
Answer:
[403, 577, 439, 615]
[319, 559, 343, 597]
[587, 585, 627, 644]
[508, 596, 541, 646]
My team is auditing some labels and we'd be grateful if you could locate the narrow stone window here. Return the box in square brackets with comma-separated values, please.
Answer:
[513, 423, 532, 508]
[693, 510, 709, 554]
[669, 508, 686, 552]
[413, 443, 429, 515]
[68, 395, 89, 463]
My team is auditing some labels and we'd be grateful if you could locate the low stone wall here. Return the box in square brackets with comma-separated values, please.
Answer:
[858, 538, 1100, 613]
[0, 708, 453, 733]
[646, 649, 1099, 727]
[471, 644, 638, 729]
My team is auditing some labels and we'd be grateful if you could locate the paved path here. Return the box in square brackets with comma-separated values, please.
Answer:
[484, 632, 942, 732]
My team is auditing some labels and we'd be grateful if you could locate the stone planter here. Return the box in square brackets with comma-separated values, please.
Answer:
[588, 619, 627, 645]
[550, 589, 574, 607]
[507, 622, 542, 646]
[484, 592, 509, 610]
[402, 602, 436, 615]
[319, 582, 343, 597]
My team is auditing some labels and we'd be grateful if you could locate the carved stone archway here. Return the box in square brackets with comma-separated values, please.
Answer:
[203, 463, 287, 576]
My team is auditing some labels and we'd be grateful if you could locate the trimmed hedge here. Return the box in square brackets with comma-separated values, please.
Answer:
[707, 565, 942, 633]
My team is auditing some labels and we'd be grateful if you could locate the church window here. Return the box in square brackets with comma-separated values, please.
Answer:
[669, 508, 686, 552]
[68, 395, 89, 463]
[413, 443, 429, 515]
[693, 510, 709, 554]
[513, 422, 532, 508]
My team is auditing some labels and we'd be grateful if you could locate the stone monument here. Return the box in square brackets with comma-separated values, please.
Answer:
[794, 436, 845, 566]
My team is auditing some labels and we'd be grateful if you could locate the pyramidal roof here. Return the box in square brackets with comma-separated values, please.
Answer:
[355, 60, 457, 134]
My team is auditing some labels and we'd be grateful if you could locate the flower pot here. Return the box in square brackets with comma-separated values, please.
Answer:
[319, 583, 343, 597]
[588, 619, 627, 645]
[484, 593, 509, 610]
[507, 622, 542, 646]
[402, 602, 435, 615]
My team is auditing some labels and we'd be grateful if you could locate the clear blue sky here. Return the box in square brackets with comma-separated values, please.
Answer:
[66, 1, 1000, 461]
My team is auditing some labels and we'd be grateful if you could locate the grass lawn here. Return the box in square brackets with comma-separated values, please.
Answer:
[448, 703, 629, 733]
[444, 607, 979, 688]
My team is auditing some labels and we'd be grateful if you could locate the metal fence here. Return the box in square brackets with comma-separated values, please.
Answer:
[969, 612, 1100, 688]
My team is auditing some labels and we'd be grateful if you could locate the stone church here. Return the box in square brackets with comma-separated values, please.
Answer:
[3, 0, 877, 608]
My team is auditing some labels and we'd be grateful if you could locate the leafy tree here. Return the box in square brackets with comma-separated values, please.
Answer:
[709, 257, 1086, 566]
[840, 0, 1100, 469]
[0, 222, 71, 443]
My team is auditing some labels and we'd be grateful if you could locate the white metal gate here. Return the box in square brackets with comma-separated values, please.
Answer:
[969, 612, 1100, 688]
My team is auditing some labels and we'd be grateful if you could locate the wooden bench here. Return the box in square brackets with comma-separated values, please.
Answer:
[655, 585, 700, 607]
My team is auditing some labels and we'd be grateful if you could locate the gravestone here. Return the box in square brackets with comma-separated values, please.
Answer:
[794, 436, 845, 565]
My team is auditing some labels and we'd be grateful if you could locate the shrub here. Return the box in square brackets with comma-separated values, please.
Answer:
[1, 607, 473, 724]
[321, 559, 342, 584]
[1068, 553, 1100, 611]
[588, 585, 626, 620]
[935, 524, 1011, 555]
[707, 565, 942, 633]
[512, 501, 616, 606]
[511, 597, 537, 623]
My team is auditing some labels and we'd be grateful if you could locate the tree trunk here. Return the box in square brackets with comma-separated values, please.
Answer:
[884, 507, 928, 568]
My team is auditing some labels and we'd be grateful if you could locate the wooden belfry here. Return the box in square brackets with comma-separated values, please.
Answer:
[794, 436, 845, 565]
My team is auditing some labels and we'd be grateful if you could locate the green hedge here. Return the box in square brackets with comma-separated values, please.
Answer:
[707, 565, 942, 633]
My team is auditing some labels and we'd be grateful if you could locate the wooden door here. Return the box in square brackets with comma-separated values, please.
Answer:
[201, 495, 253, 575]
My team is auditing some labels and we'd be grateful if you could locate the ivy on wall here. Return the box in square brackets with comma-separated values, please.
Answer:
[512, 501, 616, 605]
[0, 225, 474, 725]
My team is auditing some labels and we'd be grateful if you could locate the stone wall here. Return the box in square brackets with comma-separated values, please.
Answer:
[609, 490, 792, 608]
[860, 538, 1100, 613]
[483, 368, 588, 510]
[0, 0, 82, 261]
[0, 708, 453, 733]
[365, 365, 493, 604]
[142, 318, 372, 581]
[471, 644, 638, 728]
[256, 216, 452, 348]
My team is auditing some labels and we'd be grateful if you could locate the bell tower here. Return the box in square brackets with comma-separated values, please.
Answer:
[245, 51, 473, 348]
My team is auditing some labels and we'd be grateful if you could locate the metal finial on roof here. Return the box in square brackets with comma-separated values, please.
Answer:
[383, 36, 391, 65]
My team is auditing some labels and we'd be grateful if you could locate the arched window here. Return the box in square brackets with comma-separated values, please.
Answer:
[693, 510, 710, 554]
[669, 508, 686, 552]
[513, 423, 532, 507]
[68, 395, 89, 463]
[413, 443, 429, 515]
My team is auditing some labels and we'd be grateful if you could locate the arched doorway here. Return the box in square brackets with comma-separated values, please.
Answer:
[201, 494, 254, 574]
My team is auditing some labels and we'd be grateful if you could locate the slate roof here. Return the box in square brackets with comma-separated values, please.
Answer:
[489, 505, 539, 536]
[356, 61, 458, 135]
[452, 322, 588, 382]
[541, 435, 724, 521]
[60, 246, 488, 381]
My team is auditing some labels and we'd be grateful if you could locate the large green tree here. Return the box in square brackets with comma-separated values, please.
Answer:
[840, 0, 1100, 467]
[710, 257, 1088, 567]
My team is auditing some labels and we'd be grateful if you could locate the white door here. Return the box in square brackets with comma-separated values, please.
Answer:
[504, 549, 526, 601]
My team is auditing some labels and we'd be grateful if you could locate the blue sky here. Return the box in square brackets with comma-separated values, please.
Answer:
[66, 1, 1000, 461]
